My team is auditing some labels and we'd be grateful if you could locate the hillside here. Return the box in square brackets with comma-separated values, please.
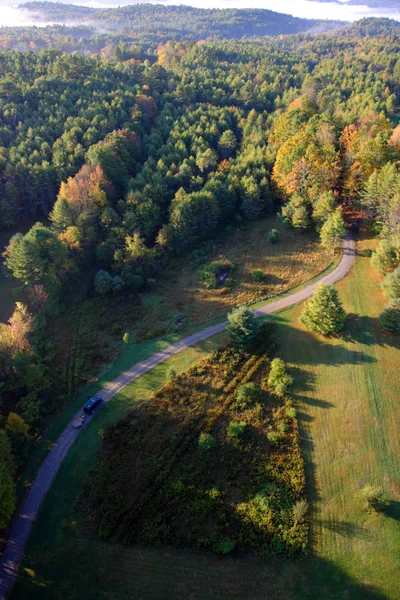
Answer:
[9, 236, 400, 600]
[0, 7, 399, 597]
[19, 3, 347, 38]
[342, 17, 400, 36]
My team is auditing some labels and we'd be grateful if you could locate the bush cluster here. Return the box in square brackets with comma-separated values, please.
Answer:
[198, 260, 234, 289]
[80, 340, 308, 558]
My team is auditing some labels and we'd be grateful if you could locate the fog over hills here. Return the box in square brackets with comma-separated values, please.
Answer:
[1, 0, 399, 28]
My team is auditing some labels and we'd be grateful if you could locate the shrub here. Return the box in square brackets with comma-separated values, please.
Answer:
[166, 368, 177, 382]
[215, 539, 236, 555]
[293, 499, 308, 522]
[267, 358, 293, 395]
[381, 267, 400, 300]
[198, 260, 232, 289]
[94, 270, 114, 295]
[232, 383, 262, 410]
[226, 306, 260, 350]
[251, 269, 264, 283]
[267, 432, 280, 444]
[112, 275, 125, 293]
[278, 422, 289, 434]
[268, 228, 280, 244]
[226, 421, 246, 441]
[370, 240, 399, 274]
[300, 284, 345, 335]
[198, 432, 216, 451]
[355, 485, 384, 513]
[122, 270, 144, 291]
[5, 412, 31, 465]
[379, 299, 400, 333]
[287, 407, 297, 418]
[95, 270, 125, 295]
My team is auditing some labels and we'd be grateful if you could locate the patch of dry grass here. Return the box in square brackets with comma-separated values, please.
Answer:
[137, 217, 332, 338]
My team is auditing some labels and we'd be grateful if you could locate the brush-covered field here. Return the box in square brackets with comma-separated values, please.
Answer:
[11, 236, 400, 599]
[78, 332, 307, 558]
[136, 217, 332, 339]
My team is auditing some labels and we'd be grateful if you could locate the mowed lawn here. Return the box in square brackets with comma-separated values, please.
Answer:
[275, 235, 400, 598]
[11, 236, 400, 600]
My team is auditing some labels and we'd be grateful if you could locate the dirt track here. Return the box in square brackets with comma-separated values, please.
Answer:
[0, 236, 355, 599]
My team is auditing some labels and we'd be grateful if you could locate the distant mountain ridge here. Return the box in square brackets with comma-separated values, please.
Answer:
[18, 2, 347, 39]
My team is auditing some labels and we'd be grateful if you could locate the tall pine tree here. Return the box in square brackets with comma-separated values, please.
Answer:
[300, 284, 345, 335]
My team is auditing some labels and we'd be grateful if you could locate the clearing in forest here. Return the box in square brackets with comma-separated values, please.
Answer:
[43, 215, 332, 422]
[12, 237, 399, 600]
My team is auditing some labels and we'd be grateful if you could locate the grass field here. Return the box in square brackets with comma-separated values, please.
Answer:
[18, 216, 333, 491]
[32, 215, 331, 448]
[136, 216, 332, 338]
[10, 235, 400, 599]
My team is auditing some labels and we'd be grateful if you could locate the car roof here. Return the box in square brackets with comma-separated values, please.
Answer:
[84, 396, 101, 407]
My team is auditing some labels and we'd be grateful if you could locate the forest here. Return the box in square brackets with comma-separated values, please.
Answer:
[0, 9, 399, 552]
[20, 3, 345, 38]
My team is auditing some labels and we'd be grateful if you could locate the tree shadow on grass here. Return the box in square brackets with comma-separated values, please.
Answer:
[271, 316, 377, 367]
[16, 538, 390, 600]
[268, 320, 376, 530]
[381, 500, 400, 521]
[355, 247, 373, 258]
[344, 314, 400, 350]
[320, 519, 371, 540]
[295, 394, 334, 410]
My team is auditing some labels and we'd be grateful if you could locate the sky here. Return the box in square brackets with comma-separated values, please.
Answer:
[0, 0, 400, 27]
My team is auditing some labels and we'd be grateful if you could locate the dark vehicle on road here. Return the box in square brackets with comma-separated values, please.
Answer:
[83, 396, 103, 415]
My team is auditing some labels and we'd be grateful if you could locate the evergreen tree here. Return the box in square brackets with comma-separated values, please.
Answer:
[319, 209, 347, 253]
[49, 196, 74, 231]
[3, 224, 70, 295]
[381, 267, 400, 300]
[300, 284, 345, 335]
[218, 129, 237, 158]
[226, 306, 260, 349]
[312, 190, 336, 230]
[379, 299, 400, 333]
[292, 205, 310, 229]
[370, 240, 399, 274]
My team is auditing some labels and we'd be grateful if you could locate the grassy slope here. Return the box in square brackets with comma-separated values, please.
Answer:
[11, 236, 400, 599]
[275, 235, 400, 596]
[19, 220, 336, 496]
[42, 217, 330, 421]
[137, 217, 331, 336]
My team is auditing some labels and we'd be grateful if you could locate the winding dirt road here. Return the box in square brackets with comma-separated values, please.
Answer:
[0, 236, 355, 599]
